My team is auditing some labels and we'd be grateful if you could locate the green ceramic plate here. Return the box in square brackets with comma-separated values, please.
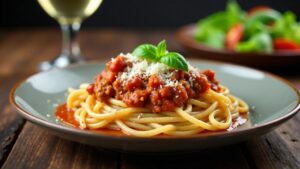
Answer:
[10, 60, 300, 152]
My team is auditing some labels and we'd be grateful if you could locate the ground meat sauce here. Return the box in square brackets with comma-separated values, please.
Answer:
[88, 55, 220, 113]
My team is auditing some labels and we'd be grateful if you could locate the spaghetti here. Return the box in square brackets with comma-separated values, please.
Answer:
[57, 52, 249, 137]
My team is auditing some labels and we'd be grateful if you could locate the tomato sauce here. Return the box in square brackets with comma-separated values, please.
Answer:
[89, 55, 221, 113]
[55, 104, 125, 136]
[55, 104, 79, 128]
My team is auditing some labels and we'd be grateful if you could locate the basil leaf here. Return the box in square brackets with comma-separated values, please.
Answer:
[156, 40, 167, 56]
[132, 44, 158, 61]
[132, 40, 189, 71]
[160, 52, 188, 71]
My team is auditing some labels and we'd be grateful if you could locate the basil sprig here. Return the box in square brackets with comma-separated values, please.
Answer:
[132, 40, 189, 71]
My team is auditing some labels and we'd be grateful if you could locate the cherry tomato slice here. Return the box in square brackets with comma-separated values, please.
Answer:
[225, 23, 244, 50]
[273, 38, 300, 50]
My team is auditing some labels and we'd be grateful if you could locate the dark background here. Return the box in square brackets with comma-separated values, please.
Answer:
[1, 0, 300, 28]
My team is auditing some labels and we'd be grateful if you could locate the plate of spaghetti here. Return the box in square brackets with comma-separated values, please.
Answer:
[10, 41, 300, 152]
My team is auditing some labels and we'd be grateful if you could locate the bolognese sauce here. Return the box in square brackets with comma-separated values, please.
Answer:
[87, 54, 221, 113]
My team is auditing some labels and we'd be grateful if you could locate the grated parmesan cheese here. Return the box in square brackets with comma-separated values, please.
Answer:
[119, 53, 196, 87]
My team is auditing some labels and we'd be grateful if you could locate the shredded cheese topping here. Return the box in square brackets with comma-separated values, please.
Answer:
[117, 53, 196, 87]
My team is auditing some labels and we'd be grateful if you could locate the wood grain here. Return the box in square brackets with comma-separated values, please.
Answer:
[245, 113, 300, 169]
[0, 29, 60, 166]
[0, 96, 24, 166]
[0, 31, 29, 165]
[0, 29, 299, 169]
[120, 145, 251, 169]
[2, 123, 119, 169]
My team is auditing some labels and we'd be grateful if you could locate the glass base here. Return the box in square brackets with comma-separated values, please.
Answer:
[39, 54, 84, 71]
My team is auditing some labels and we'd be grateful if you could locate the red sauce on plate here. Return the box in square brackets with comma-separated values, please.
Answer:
[55, 104, 79, 128]
[55, 104, 124, 136]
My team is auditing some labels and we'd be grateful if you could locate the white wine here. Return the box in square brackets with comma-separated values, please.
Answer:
[37, 0, 102, 24]
[37, 0, 102, 70]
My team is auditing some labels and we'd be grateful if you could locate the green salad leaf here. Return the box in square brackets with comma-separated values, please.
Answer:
[195, 0, 244, 49]
[205, 29, 225, 49]
[236, 32, 272, 53]
[132, 40, 189, 71]
[244, 9, 281, 39]
[194, 0, 300, 52]
[226, 0, 244, 27]
[272, 11, 300, 44]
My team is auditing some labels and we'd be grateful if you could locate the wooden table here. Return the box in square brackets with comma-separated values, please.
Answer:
[0, 29, 299, 169]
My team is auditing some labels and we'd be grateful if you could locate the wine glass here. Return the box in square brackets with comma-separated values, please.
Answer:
[37, 0, 103, 71]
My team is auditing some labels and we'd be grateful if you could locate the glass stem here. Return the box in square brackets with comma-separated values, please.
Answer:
[60, 23, 82, 61]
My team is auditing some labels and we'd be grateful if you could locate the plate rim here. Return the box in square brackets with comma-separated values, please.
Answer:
[9, 60, 300, 141]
